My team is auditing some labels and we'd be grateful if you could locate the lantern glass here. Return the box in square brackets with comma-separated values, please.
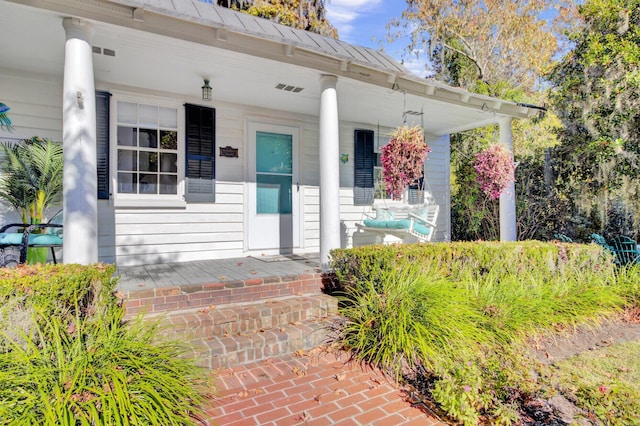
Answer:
[201, 79, 212, 101]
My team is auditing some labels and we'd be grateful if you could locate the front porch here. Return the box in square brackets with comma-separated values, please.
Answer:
[116, 253, 324, 317]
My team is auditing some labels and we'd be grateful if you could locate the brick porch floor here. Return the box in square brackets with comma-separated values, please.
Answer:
[205, 347, 447, 426]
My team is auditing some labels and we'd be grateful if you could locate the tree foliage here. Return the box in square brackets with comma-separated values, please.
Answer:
[549, 0, 640, 239]
[207, 0, 337, 37]
[390, 1, 575, 241]
[396, 0, 569, 94]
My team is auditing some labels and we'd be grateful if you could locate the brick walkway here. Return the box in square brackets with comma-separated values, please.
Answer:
[205, 347, 447, 426]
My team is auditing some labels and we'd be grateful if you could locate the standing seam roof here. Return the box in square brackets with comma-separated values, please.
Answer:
[109, 0, 409, 75]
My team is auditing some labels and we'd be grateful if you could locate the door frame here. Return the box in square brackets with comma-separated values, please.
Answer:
[244, 119, 302, 253]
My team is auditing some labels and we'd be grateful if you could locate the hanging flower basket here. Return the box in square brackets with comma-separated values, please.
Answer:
[380, 125, 431, 200]
[473, 144, 515, 200]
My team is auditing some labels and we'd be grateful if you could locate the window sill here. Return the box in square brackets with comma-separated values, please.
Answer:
[112, 198, 187, 209]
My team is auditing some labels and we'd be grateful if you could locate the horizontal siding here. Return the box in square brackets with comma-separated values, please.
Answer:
[0, 72, 63, 141]
[301, 186, 319, 250]
[424, 134, 451, 241]
[3, 72, 453, 266]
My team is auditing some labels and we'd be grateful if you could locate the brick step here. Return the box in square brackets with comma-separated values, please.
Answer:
[148, 294, 340, 369]
[121, 272, 327, 318]
[154, 294, 338, 341]
[187, 316, 341, 369]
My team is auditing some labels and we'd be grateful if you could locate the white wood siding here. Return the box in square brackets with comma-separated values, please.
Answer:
[0, 71, 63, 142]
[424, 134, 451, 241]
[0, 71, 452, 266]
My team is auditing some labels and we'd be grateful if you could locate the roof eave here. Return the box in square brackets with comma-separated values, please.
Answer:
[9, 0, 545, 121]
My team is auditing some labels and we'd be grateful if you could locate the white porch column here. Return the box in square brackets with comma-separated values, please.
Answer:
[319, 75, 341, 269]
[499, 117, 517, 241]
[62, 18, 98, 264]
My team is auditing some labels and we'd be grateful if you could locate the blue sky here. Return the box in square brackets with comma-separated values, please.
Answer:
[324, 0, 429, 77]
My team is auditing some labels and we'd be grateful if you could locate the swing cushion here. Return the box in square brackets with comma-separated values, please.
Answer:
[412, 224, 432, 236]
[363, 219, 411, 229]
[363, 208, 411, 229]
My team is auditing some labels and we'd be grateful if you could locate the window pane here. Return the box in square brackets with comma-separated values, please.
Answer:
[117, 102, 137, 124]
[139, 151, 158, 172]
[118, 172, 137, 193]
[374, 166, 389, 199]
[160, 175, 178, 194]
[139, 128, 157, 148]
[117, 126, 137, 146]
[118, 150, 137, 171]
[160, 153, 177, 173]
[257, 174, 292, 214]
[256, 131, 292, 174]
[116, 101, 180, 197]
[160, 130, 177, 149]
[139, 174, 157, 194]
[159, 107, 177, 128]
[139, 104, 157, 128]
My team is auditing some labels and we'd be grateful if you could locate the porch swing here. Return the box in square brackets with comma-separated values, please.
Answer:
[354, 108, 439, 243]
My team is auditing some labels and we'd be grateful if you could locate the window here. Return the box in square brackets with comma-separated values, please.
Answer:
[185, 104, 216, 202]
[116, 102, 178, 196]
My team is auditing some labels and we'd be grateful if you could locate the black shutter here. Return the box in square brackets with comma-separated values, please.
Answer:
[354, 129, 374, 205]
[185, 104, 216, 202]
[95, 91, 111, 200]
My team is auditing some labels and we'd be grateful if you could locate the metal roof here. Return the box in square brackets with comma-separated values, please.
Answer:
[109, 0, 409, 76]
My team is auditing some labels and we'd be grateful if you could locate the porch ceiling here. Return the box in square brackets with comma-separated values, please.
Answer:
[2, 0, 534, 135]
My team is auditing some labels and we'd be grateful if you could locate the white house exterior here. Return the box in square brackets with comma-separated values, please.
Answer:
[0, 0, 540, 267]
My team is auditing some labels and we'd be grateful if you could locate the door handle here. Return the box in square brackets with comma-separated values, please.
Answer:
[296, 182, 300, 192]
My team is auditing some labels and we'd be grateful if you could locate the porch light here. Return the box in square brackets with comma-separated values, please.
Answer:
[202, 79, 212, 102]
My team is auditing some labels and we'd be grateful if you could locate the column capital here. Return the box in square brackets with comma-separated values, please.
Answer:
[63, 17, 95, 42]
[319, 74, 338, 88]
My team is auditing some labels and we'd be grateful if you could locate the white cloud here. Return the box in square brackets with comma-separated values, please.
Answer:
[399, 49, 431, 78]
[325, 0, 384, 42]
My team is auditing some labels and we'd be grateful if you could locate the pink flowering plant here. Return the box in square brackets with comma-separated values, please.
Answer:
[472, 144, 515, 200]
[380, 126, 431, 200]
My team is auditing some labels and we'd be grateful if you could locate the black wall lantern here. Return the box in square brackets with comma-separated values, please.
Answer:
[202, 79, 212, 102]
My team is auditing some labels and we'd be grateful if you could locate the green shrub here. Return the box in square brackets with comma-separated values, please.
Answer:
[329, 242, 627, 425]
[330, 241, 615, 295]
[335, 267, 491, 376]
[0, 264, 212, 425]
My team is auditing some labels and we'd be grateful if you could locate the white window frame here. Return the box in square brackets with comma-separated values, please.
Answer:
[110, 94, 186, 208]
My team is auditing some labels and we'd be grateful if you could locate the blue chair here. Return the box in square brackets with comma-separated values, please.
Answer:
[610, 236, 640, 266]
[590, 233, 616, 255]
[553, 233, 573, 243]
[0, 210, 63, 266]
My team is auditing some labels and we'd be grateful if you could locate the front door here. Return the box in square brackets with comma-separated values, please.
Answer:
[247, 122, 300, 252]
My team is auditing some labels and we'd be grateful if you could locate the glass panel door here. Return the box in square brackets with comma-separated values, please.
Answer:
[256, 131, 293, 214]
[247, 124, 299, 252]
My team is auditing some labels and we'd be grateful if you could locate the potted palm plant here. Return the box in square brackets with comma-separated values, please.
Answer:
[0, 137, 63, 263]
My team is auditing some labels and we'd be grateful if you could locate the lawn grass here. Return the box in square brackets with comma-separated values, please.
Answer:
[550, 340, 640, 425]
